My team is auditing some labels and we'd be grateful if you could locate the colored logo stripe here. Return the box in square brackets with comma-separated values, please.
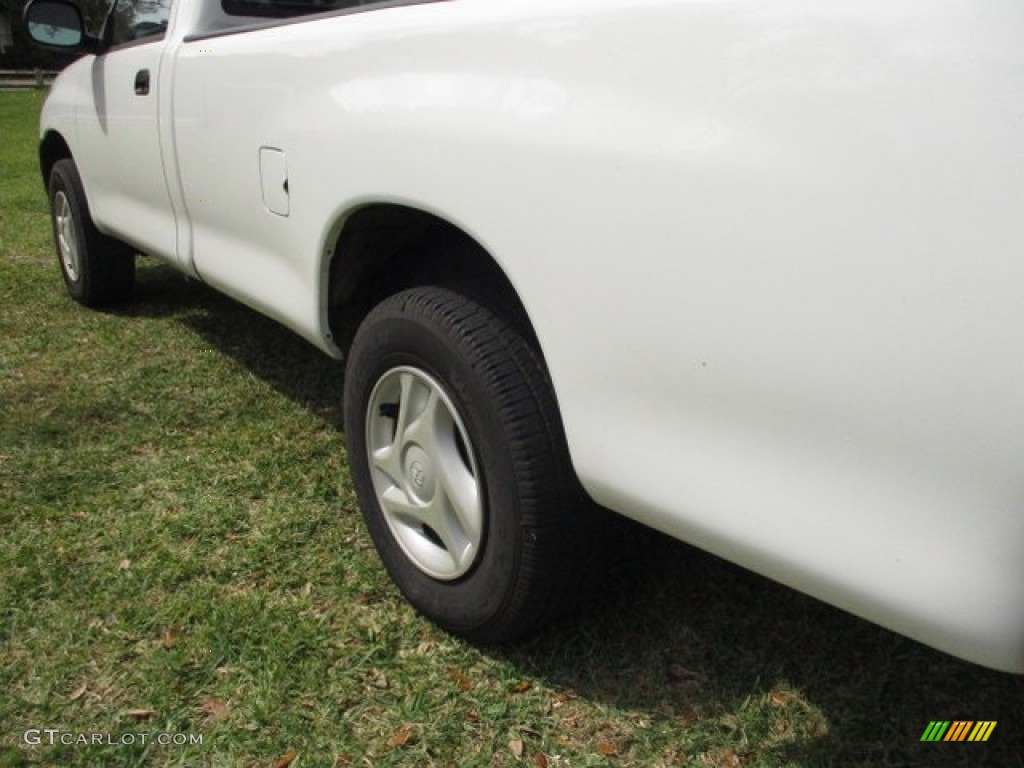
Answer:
[921, 721, 949, 742]
[944, 721, 973, 741]
[920, 721, 996, 742]
[968, 722, 997, 742]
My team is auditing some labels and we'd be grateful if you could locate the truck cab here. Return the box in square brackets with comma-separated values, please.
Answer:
[25, 0, 1024, 673]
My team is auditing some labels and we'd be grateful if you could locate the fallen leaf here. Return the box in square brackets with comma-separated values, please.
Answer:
[704, 747, 742, 768]
[117, 559, 131, 571]
[668, 664, 704, 683]
[597, 741, 619, 757]
[368, 670, 390, 689]
[509, 680, 532, 693]
[200, 697, 228, 721]
[720, 714, 741, 731]
[509, 739, 524, 758]
[387, 726, 415, 748]
[68, 684, 87, 701]
[534, 752, 549, 768]
[561, 715, 582, 731]
[162, 627, 177, 650]
[271, 750, 299, 768]
[449, 667, 473, 691]
[124, 709, 155, 720]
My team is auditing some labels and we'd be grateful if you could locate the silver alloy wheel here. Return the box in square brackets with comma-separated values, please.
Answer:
[54, 190, 80, 282]
[365, 365, 484, 581]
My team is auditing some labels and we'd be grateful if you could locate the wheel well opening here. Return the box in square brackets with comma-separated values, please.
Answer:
[39, 131, 72, 191]
[328, 204, 538, 353]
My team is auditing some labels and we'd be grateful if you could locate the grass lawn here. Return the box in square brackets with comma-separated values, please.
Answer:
[1, 89, 1022, 768]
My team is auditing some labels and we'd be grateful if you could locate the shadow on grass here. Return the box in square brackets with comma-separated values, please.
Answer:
[121, 261, 1024, 767]
[116, 260, 345, 426]
[508, 528, 1024, 766]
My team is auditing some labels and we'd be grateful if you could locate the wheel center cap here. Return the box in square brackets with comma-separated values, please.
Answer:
[404, 446, 436, 501]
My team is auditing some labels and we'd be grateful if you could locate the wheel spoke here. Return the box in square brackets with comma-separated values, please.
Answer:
[422, 499, 472, 572]
[380, 486, 466, 574]
[404, 388, 442, 457]
[370, 371, 416, 485]
[391, 371, 417, 449]
[436, 443, 483, 546]
[379, 484, 426, 527]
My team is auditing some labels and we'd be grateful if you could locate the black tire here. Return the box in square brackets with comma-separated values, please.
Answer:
[48, 158, 135, 307]
[344, 286, 585, 643]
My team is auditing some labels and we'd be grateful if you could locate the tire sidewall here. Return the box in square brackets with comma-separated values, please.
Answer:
[345, 298, 528, 636]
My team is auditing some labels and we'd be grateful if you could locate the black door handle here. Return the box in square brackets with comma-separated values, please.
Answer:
[134, 69, 150, 95]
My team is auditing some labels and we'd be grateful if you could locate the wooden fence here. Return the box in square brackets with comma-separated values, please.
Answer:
[0, 69, 58, 89]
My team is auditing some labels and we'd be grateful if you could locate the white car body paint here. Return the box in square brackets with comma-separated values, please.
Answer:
[39, 0, 1024, 672]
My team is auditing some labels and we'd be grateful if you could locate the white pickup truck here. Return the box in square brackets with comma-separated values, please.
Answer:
[25, 0, 1024, 673]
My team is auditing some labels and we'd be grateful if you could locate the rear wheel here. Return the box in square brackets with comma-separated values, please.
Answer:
[344, 286, 585, 642]
[48, 158, 135, 307]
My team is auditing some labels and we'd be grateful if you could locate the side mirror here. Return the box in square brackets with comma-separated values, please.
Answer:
[23, 0, 86, 50]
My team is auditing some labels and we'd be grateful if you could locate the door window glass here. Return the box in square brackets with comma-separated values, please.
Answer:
[222, 0, 370, 19]
[109, 0, 174, 43]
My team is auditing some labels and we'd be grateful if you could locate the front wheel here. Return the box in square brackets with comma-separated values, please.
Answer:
[343, 287, 585, 643]
[48, 158, 135, 307]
